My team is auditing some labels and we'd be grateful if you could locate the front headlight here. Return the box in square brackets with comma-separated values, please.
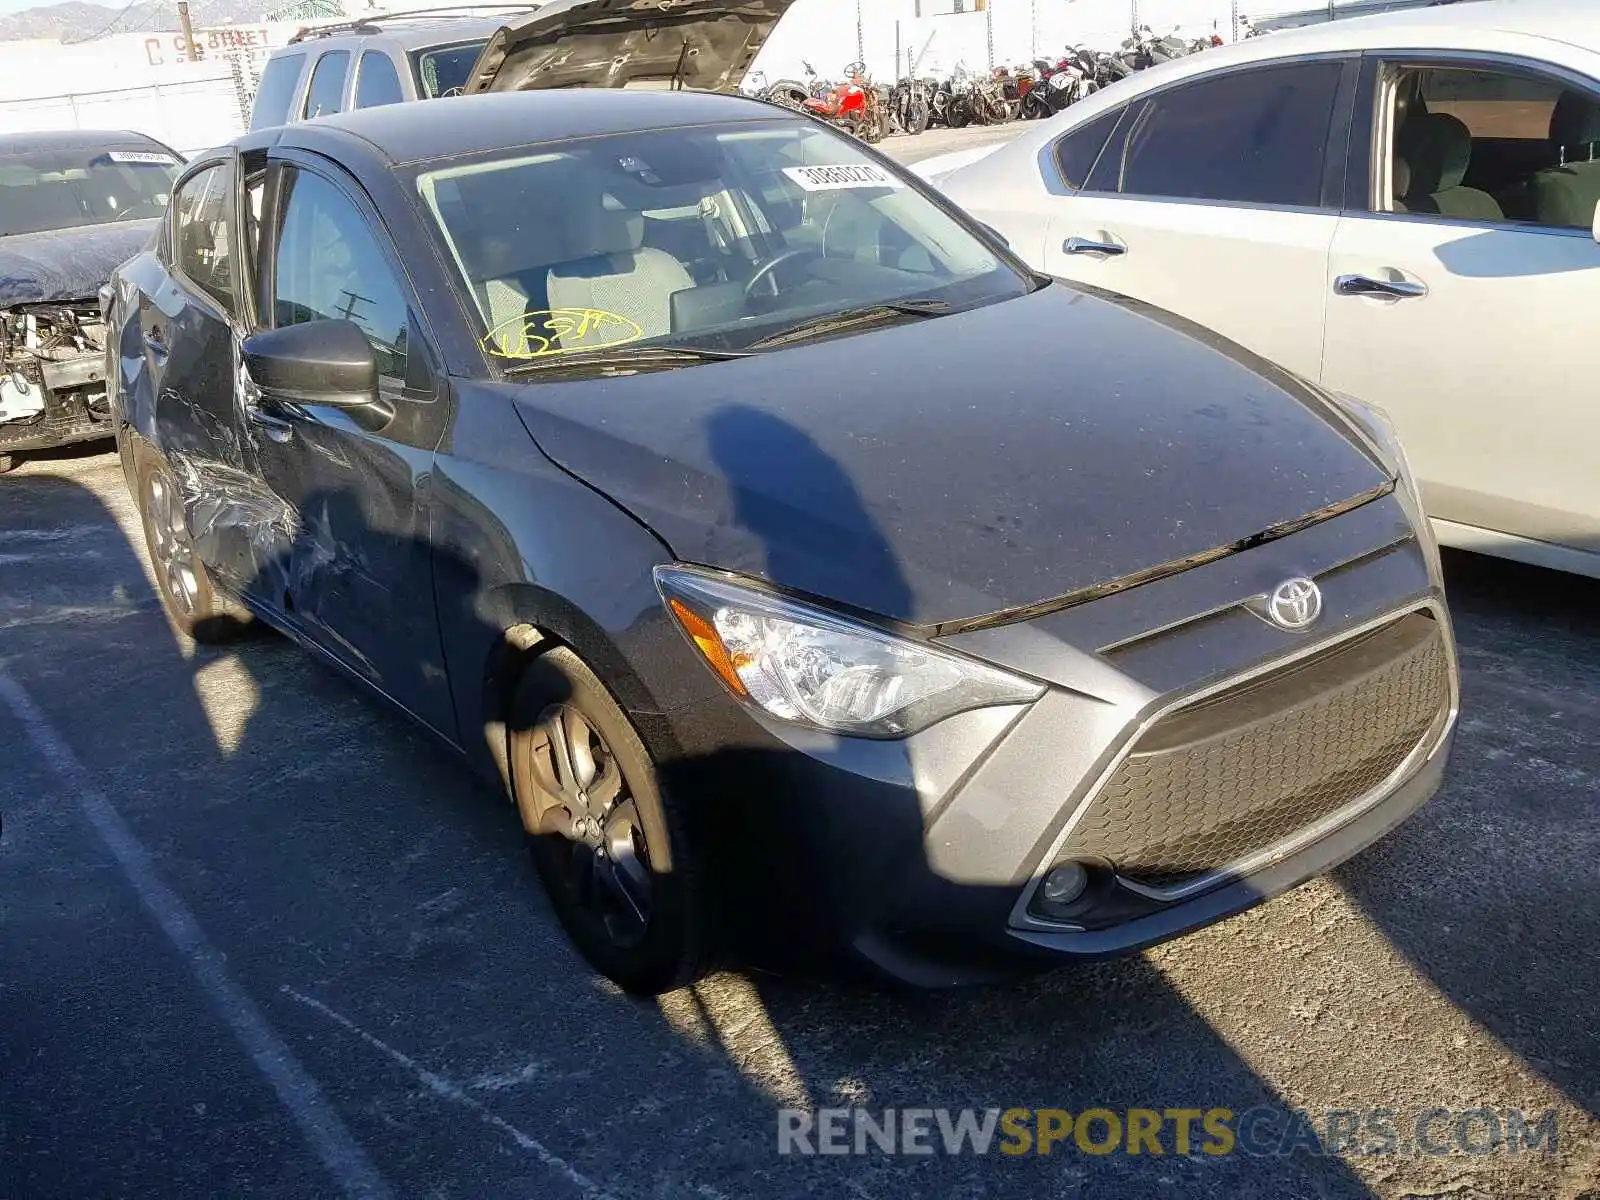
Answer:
[1332, 391, 1420, 500]
[655, 566, 1044, 739]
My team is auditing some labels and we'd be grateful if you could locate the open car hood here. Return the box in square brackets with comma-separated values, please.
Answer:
[466, 0, 796, 95]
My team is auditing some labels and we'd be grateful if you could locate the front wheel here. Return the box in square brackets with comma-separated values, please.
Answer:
[135, 450, 253, 643]
[947, 97, 972, 128]
[512, 647, 711, 995]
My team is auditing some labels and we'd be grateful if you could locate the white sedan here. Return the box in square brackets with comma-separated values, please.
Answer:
[925, 0, 1600, 579]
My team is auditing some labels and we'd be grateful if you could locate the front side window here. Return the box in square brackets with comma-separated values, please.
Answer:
[0, 145, 178, 237]
[1119, 61, 1344, 207]
[414, 118, 1028, 371]
[272, 168, 408, 378]
[303, 50, 351, 119]
[1378, 64, 1600, 229]
[412, 40, 489, 98]
[249, 52, 305, 131]
[171, 164, 235, 315]
[355, 51, 404, 109]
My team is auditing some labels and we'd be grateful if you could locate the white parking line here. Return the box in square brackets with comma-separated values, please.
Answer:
[0, 670, 392, 1200]
[282, 986, 615, 1199]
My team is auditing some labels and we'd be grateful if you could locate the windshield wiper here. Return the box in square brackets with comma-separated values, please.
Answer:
[746, 299, 952, 351]
[504, 343, 754, 376]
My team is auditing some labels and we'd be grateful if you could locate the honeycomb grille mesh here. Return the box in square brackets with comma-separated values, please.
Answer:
[1064, 616, 1451, 893]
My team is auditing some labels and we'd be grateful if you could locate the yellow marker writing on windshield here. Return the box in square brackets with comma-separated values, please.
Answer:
[485, 308, 644, 360]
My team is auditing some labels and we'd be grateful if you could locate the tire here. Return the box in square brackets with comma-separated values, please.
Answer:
[512, 646, 710, 995]
[905, 97, 930, 135]
[135, 449, 253, 643]
[947, 97, 972, 129]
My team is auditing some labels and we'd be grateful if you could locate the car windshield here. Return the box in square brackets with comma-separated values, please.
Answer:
[0, 147, 179, 237]
[412, 40, 490, 98]
[414, 118, 1030, 370]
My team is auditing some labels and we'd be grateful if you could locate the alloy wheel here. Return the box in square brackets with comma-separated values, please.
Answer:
[145, 470, 200, 617]
[526, 703, 653, 948]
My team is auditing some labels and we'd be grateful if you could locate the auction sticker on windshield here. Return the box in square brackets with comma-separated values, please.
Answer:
[105, 150, 180, 165]
[782, 164, 903, 191]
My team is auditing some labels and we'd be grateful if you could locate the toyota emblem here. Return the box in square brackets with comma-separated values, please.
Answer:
[1267, 578, 1323, 631]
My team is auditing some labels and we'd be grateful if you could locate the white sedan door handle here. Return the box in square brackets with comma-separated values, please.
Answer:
[1334, 273, 1427, 300]
[1063, 236, 1126, 257]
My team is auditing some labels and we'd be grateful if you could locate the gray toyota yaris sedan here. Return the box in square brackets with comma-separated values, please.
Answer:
[105, 89, 1458, 993]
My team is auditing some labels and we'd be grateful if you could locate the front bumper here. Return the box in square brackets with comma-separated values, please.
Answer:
[652, 494, 1458, 986]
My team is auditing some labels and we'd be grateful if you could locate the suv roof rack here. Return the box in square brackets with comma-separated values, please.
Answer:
[288, 4, 534, 43]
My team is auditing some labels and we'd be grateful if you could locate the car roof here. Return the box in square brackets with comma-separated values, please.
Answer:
[1241, 0, 1600, 54]
[0, 129, 166, 157]
[294, 88, 789, 166]
[278, 13, 511, 54]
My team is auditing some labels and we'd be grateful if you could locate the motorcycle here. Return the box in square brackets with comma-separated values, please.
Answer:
[801, 62, 889, 143]
[889, 75, 932, 136]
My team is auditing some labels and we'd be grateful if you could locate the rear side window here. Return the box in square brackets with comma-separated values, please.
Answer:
[172, 165, 236, 316]
[1120, 61, 1344, 207]
[1053, 107, 1125, 190]
[355, 51, 404, 109]
[413, 40, 489, 98]
[303, 50, 351, 119]
[249, 52, 305, 131]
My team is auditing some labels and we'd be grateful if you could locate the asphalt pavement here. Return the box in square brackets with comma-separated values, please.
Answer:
[1, 126, 1597, 1200]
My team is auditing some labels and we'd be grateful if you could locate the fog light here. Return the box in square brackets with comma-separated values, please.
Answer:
[1040, 861, 1089, 907]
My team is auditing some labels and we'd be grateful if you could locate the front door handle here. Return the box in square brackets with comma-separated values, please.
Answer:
[1063, 236, 1127, 257]
[246, 405, 294, 444]
[1334, 274, 1428, 300]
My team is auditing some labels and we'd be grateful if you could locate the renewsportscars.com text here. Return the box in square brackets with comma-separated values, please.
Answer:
[777, 1106, 1560, 1158]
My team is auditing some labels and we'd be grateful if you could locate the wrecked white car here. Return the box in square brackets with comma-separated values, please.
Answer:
[0, 130, 182, 473]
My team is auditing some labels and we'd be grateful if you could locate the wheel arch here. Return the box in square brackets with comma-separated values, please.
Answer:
[473, 580, 687, 801]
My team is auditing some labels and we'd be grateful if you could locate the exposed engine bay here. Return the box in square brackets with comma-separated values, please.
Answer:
[0, 301, 113, 453]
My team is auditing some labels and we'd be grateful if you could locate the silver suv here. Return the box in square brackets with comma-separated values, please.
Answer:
[247, 11, 524, 131]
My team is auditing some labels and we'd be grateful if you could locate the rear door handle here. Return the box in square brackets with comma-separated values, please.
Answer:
[246, 405, 294, 443]
[1334, 274, 1427, 300]
[1063, 236, 1126, 257]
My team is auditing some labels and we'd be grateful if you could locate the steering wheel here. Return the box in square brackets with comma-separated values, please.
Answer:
[743, 247, 823, 302]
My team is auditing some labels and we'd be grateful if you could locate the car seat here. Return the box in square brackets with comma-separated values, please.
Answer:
[1532, 90, 1600, 229]
[1396, 112, 1504, 221]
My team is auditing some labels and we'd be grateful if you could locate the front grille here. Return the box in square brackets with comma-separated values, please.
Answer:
[1062, 612, 1451, 894]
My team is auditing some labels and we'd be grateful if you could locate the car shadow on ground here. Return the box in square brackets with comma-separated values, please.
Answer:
[1337, 549, 1600, 1124]
[6, 430, 1591, 1196]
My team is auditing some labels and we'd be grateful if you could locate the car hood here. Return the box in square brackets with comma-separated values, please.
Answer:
[0, 219, 157, 307]
[508, 283, 1391, 628]
[467, 0, 796, 94]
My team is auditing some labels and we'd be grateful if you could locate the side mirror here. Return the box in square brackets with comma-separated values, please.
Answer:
[242, 318, 380, 409]
[1592, 197, 1599, 244]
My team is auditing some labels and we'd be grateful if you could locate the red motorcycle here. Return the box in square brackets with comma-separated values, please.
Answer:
[802, 61, 889, 143]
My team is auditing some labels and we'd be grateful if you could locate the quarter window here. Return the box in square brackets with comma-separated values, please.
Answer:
[1052, 107, 1124, 191]
[355, 51, 404, 109]
[303, 50, 351, 119]
[1119, 61, 1344, 207]
[171, 164, 235, 315]
[273, 169, 408, 379]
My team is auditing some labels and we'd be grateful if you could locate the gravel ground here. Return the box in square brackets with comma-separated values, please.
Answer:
[1, 128, 1596, 1197]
